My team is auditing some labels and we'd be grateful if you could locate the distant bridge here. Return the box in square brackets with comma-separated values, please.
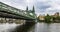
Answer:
[0, 2, 36, 21]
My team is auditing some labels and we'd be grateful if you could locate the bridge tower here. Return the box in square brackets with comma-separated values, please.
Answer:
[26, 6, 28, 12]
[32, 6, 36, 17]
[32, 6, 37, 22]
[32, 6, 35, 13]
[26, 6, 30, 15]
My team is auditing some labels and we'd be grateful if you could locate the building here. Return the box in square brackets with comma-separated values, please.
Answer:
[38, 15, 45, 21]
[53, 12, 59, 17]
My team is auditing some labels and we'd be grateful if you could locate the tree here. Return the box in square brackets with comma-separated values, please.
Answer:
[45, 14, 51, 23]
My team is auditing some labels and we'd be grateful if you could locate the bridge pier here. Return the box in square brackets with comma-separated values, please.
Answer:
[25, 20, 36, 25]
[13, 20, 36, 32]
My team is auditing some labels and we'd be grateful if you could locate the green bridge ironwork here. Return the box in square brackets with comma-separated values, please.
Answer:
[0, 2, 36, 20]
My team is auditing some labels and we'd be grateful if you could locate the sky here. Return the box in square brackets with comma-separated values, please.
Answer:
[0, 0, 60, 16]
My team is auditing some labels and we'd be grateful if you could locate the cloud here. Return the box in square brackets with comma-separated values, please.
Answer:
[36, 0, 60, 15]
[0, 0, 27, 10]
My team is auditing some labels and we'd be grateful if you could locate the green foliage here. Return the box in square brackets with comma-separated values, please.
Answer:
[53, 16, 60, 21]
[56, 16, 60, 20]
[45, 14, 51, 23]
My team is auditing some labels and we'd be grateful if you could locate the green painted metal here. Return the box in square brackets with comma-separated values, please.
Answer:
[0, 2, 36, 19]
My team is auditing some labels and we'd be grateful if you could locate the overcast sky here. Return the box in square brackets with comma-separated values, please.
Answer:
[0, 0, 60, 16]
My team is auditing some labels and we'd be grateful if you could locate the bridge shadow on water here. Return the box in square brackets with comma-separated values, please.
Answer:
[11, 22, 35, 32]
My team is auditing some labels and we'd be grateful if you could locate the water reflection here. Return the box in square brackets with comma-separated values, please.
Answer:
[14, 22, 35, 32]
[32, 23, 60, 32]
[21, 22, 60, 32]
[14, 22, 50, 32]
[0, 23, 20, 32]
[49, 23, 60, 32]
[0, 22, 60, 32]
[34, 23, 49, 32]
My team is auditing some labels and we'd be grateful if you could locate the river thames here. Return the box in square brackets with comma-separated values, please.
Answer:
[0, 22, 60, 32]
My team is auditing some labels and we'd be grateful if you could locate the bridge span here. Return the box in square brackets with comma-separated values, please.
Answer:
[0, 2, 37, 24]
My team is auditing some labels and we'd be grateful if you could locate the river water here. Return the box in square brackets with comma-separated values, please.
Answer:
[0, 22, 60, 32]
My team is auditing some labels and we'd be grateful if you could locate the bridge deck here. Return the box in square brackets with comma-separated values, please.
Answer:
[0, 11, 35, 20]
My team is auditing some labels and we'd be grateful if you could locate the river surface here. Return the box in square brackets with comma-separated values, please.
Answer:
[0, 22, 60, 32]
